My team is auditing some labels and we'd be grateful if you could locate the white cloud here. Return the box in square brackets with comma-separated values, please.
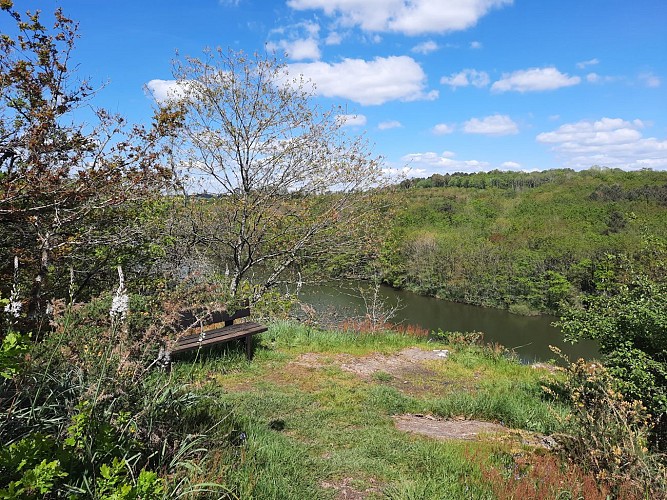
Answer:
[267, 38, 320, 60]
[576, 58, 599, 69]
[470, 40, 483, 49]
[463, 114, 518, 135]
[145, 79, 190, 103]
[267, 21, 321, 60]
[378, 120, 402, 130]
[401, 150, 490, 173]
[325, 31, 343, 45]
[639, 72, 661, 88]
[383, 165, 427, 177]
[501, 161, 521, 169]
[411, 40, 439, 54]
[336, 114, 367, 126]
[441, 68, 489, 88]
[432, 123, 455, 135]
[287, 0, 514, 35]
[491, 67, 581, 93]
[586, 72, 617, 84]
[536, 117, 667, 170]
[586, 72, 600, 83]
[287, 56, 438, 105]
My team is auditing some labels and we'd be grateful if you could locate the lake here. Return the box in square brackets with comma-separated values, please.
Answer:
[298, 282, 599, 363]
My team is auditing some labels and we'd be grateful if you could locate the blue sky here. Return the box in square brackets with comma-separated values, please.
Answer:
[10, 0, 667, 176]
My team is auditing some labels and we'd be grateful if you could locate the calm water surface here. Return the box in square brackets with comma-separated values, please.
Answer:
[299, 282, 598, 363]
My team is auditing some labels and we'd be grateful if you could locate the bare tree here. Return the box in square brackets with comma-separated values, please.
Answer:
[157, 48, 385, 300]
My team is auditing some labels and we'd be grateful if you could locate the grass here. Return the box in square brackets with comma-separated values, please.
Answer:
[164, 321, 581, 499]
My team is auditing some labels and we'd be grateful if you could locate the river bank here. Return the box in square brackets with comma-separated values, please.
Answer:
[298, 282, 599, 362]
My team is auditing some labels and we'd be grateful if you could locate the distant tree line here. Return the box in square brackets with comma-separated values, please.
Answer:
[398, 169, 577, 191]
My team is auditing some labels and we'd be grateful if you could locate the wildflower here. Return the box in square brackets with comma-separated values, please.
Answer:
[4, 297, 21, 317]
[110, 265, 129, 323]
[4, 256, 21, 318]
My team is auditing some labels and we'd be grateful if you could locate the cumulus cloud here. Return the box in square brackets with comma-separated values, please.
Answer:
[501, 161, 521, 169]
[293, 39, 320, 60]
[432, 123, 455, 135]
[145, 79, 190, 103]
[287, 0, 513, 35]
[383, 164, 427, 177]
[267, 38, 320, 60]
[411, 40, 439, 54]
[470, 40, 483, 49]
[267, 21, 321, 60]
[586, 72, 600, 83]
[463, 114, 518, 135]
[536, 117, 667, 170]
[441, 68, 489, 88]
[491, 67, 581, 93]
[401, 150, 490, 173]
[576, 58, 599, 69]
[378, 120, 402, 130]
[336, 114, 367, 126]
[287, 56, 438, 105]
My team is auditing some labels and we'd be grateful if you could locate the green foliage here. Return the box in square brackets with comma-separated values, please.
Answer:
[0, 4, 172, 332]
[558, 275, 667, 450]
[381, 168, 667, 314]
[96, 459, 164, 500]
[0, 458, 68, 499]
[0, 330, 29, 380]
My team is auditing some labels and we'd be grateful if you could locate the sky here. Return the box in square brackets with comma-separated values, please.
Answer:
[7, 0, 667, 176]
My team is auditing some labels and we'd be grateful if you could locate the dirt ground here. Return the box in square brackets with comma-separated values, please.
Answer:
[393, 414, 555, 448]
[289, 347, 453, 395]
[338, 347, 450, 377]
[288, 348, 555, 449]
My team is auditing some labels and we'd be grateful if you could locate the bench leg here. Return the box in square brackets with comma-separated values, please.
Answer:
[245, 335, 253, 360]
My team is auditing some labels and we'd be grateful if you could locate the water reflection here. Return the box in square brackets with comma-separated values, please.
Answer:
[298, 282, 599, 363]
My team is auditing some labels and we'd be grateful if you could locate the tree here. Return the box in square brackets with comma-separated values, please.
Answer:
[558, 258, 667, 451]
[0, 3, 173, 326]
[157, 48, 385, 300]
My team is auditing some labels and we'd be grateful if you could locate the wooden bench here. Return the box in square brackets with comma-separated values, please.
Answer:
[171, 304, 267, 360]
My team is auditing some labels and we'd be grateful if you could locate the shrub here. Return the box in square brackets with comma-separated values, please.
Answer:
[558, 275, 667, 451]
[545, 353, 666, 497]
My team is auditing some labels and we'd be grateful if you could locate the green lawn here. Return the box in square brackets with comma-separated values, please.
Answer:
[167, 322, 595, 499]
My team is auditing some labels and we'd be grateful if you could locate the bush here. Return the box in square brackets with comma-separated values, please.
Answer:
[545, 354, 666, 497]
[558, 275, 667, 451]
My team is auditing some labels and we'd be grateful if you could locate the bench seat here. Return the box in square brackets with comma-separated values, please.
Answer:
[172, 321, 268, 354]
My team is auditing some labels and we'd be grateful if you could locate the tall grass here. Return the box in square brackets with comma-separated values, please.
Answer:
[0, 290, 240, 498]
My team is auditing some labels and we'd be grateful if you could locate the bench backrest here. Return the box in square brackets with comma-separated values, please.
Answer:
[176, 302, 250, 332]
